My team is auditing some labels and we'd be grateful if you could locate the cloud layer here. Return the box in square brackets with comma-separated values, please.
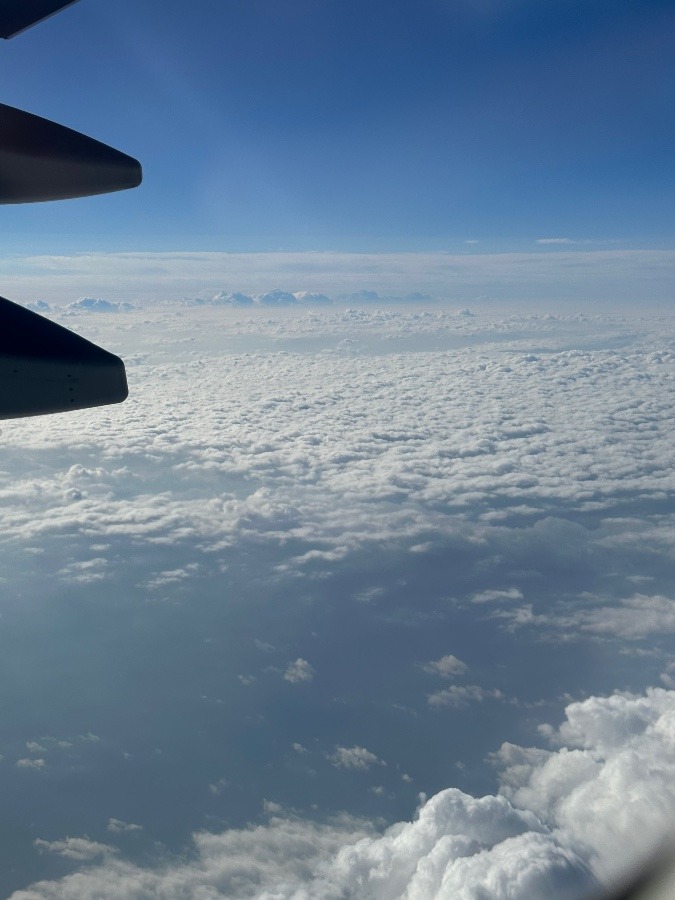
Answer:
[1, 303, 673, 897]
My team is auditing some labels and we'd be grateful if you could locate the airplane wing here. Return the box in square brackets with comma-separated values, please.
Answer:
[0, 102, 142, 203]
[0, 0, 81, 39]
[0, 0, 139, 418]
[0, 297, 128, 419]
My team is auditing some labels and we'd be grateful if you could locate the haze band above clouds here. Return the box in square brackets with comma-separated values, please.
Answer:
[3, 248, 674, 305]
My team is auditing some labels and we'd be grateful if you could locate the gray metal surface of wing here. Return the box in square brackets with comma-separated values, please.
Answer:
[0, 297, 128, 419]
[0, 103, 142, 203]
[0, 0, 81, 39]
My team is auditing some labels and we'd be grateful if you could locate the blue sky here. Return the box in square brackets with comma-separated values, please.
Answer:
[0, 0, 673, 255]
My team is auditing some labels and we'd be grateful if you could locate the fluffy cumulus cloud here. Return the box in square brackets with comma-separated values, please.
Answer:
[66, 297, 135, 313]
[423, 654, 468, 677]
[3, 306, 673, 567]
[256, 289, 298, 307]
[497, 688, 675, 883]
[283, 658, 315, 684]
[294, 291, 332, 305]
[330, 746, 385, 771]
[15, 758, 46, 771]
[14, 688, 675, 898]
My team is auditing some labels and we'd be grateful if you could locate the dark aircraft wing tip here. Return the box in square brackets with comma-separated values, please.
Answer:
[131, 160, 143, 190]
[0, 0, 82, 39]
[0, 296, 129, 419]
[0, 103, 144, 203]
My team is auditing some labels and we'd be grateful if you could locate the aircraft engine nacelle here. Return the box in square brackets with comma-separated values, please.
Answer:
[0, 297, 128, 419]
[0, 0, 141, 419]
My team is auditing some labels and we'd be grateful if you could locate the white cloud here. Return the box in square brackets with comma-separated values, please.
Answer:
[330, 746, 385, 771]
[661, 662, 675, 689]
[293, 291, 332, 305]
[2, 309, 673, 560]
[428, 685, 502, 709]
[25, 741, 47, 754]
[208, 778, 230, 796]
[422, 654, 468, 678]
[3, 305, 671, 569]
[471, 588, 523, 604]
[66, 298, 135, 313]
[33, 837, 113, 862]
[107, 819, 142, 834]
[145, 563, 200, 590]
[498, 595, 675, 642]
[15, 758, 46, 771]
[578, 594, 675, 639]
[255, 289, 297, 307]
[283, 658, 315, 684]
[14, 688, 675, 899]
[57, 557, 109, 584]
[263, 800, 283, 816]
[498, 688, 675, 882]
[15, 818, 374, 899]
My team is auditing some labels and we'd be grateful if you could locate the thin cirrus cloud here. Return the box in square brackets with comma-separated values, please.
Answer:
[536, 238, 576, 245]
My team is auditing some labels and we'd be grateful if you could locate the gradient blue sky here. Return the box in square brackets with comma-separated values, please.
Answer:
[0, 0, 673, 255]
